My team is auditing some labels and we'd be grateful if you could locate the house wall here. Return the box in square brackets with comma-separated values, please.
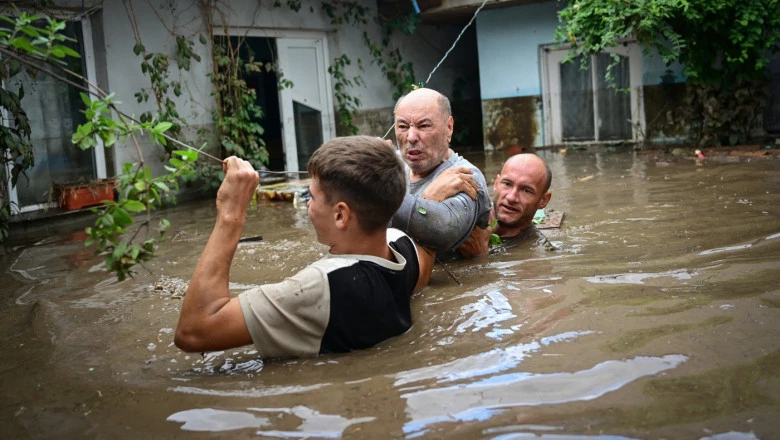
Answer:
[475, 1, 685, 148]
[94, 0, 469, 177]
[96, 1, 214, 177]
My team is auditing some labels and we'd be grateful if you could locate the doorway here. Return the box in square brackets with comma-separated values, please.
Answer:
[219, 32, 335, 173]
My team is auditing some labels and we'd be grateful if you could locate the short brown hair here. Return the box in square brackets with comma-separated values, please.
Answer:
[307, 136, 406, 232]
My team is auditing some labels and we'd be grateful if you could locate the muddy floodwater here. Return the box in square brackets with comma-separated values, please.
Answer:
[1, 147, 779, 439]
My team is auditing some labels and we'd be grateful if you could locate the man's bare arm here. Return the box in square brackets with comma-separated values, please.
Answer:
[414, 243, 436, 292]
[174, 157, 257, 352]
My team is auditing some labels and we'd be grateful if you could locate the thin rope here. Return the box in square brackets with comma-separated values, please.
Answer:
[424, 0, 489, 88]
[148, 0, 490, 172]
[381, 0, 489, 139]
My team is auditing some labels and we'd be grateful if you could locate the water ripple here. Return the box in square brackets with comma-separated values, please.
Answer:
[167, 405, 374, 437]
[394, 331, 594, 387]
[168, 383, 329, 397]
[402, 354, 688, 435]
[585, 269, 695, 285]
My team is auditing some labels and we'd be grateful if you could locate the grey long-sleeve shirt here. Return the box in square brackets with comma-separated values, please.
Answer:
[389, 150, 491, 252]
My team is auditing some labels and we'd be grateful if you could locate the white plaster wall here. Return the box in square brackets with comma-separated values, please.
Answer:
[476, 1, 686, 100]
[215, 0, 470, 105]
[476, 1, 562, 99]
[94, 0, 466, 172]
[98, 0, 212, 172]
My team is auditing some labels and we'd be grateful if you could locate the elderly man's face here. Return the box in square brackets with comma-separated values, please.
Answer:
[394, 91, 453, 180]
[492, 155, 551, 231]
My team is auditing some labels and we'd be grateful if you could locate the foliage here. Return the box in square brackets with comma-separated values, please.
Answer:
[73, 92, 197, 280]
[85, 149, 197, 281]
[0, 200, 12, 242]
[209, 38, 269, 168]
[317, 0, 419, 100]
[489, 218, 501, 246]
[329, 54, 364, 135]
[555, 0, 780, 145]
[0, 12, 81, 241]
[0, 12, 198, 282]
[130, 38, 201, 153]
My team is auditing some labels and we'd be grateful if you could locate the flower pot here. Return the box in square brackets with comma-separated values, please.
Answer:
[54, 180, 115, 211]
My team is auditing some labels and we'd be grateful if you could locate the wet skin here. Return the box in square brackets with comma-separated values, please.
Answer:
[394, 88, 454, 181]
[493, 154, 551, 237]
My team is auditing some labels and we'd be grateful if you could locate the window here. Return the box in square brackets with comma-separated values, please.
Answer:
[3, 15, 106, 213]
[542, 43, 645, 145]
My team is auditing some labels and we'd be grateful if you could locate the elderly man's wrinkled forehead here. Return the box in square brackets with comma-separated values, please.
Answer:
[394, 88, 451, 118]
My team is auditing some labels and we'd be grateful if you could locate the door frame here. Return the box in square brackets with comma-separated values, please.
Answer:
[211, 28, 335, 172]
[541, 42, 645, 145]
[3, 15, 107, 214]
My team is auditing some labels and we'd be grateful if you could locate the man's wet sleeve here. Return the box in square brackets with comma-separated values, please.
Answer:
[390, 192, 479, 251]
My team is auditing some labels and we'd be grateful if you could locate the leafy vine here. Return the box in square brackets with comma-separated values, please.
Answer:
[1, 12, 196, 280]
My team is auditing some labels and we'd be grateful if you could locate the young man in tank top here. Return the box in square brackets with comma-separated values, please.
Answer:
[174, 136, 434, 359]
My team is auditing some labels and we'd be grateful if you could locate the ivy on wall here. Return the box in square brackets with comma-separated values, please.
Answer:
[0, 0, 426, 280]
[555, 0, 780, 145]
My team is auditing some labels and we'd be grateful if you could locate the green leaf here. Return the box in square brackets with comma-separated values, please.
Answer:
[54, 44, 80, 58]
[153, 181, 171, 193]
[9, 37, 36, 53]
[112, 242, 127, 260]
[123, 200, 146, 213]
[154, 121, 173, 133]
[173, 149, 198, 162]
[112, 208, 133, 227]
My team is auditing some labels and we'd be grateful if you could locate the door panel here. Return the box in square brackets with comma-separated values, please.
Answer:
[276, 37, 334, 172]
[595, 53, 632, 140]
[560, 55, 594, 141]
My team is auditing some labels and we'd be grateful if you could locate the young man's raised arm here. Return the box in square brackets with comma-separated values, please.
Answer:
[174, 157, 257, 353]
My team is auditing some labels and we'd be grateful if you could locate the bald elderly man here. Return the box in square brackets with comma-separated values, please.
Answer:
[389, 88, 492, 255]
[459, 153, 553, 256]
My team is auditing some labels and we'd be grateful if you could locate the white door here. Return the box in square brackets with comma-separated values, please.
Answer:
[276, 37, 335, 172]
[542, 43, 645, 145]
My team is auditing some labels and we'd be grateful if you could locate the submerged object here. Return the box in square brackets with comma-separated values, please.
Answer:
[256, 178, 311, 202]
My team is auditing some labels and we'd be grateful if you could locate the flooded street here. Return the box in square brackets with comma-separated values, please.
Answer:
[1, 148, 779, 439]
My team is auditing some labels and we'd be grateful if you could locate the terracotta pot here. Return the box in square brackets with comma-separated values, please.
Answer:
[53, 180, 115, 211]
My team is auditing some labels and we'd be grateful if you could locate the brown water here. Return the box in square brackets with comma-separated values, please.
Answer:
[1, 148, 779, 439]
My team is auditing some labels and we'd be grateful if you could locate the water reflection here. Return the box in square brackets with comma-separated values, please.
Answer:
[168, 406, 374, 436]
[402, 354, 687, 435]
[2, 150, 779, 438]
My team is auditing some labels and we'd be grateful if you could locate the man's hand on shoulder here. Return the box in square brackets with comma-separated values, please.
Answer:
[421, 166, 478, 202]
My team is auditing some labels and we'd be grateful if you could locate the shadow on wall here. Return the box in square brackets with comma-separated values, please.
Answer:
[643, 69, 688, 142]
[451, 97, 484, 150]
[482, 96, 540, 152]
